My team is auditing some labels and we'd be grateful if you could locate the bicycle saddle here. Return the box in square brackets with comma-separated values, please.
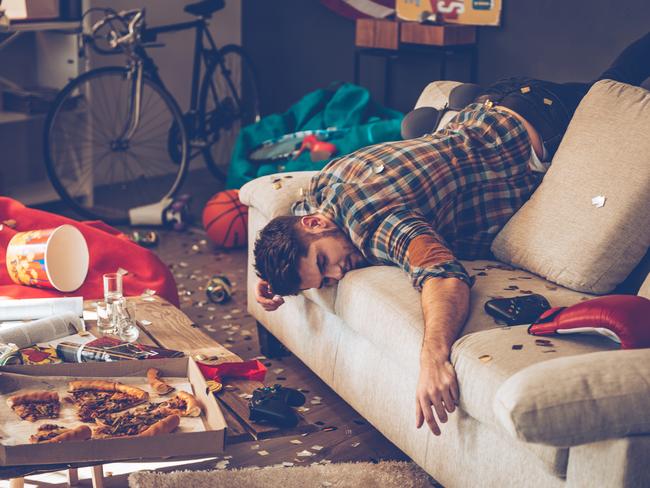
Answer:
[184, 0, 225, 17]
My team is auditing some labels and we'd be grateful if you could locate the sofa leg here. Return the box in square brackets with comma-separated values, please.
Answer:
[256, 321, 290, 358]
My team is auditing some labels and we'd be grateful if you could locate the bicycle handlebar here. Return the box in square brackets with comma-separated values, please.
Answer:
[87, 8, 146, 54]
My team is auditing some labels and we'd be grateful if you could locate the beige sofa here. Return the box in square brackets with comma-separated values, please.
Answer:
[240, 80, 650, 487]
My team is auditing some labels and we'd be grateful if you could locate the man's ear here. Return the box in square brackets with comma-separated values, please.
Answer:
[300, 215, 332, 234]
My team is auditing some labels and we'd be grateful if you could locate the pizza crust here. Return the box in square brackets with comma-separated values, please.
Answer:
[147, 368, 175, 395]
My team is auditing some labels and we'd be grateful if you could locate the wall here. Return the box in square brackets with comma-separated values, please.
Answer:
[243, 0, 650, 114]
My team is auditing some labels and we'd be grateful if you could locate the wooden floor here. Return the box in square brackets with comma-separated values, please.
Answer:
[4, 225, 437, 487]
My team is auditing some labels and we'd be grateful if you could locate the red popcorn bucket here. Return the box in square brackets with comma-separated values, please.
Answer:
[6, 224, 89, 292]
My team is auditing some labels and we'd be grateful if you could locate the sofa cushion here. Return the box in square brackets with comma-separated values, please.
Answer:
[334, 259, 612, 433]
[491, 80, 650, 294]
[494, 348, 650, 447]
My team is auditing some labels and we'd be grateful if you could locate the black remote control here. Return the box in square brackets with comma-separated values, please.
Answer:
[484, 294, 551, 326]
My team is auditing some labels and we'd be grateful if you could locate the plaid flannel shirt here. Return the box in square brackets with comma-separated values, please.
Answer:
[292, 103, 543, 290]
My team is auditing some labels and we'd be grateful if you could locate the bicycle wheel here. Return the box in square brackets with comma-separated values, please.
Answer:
[198, 44, 260, 181]
[44, 66, 189, 224]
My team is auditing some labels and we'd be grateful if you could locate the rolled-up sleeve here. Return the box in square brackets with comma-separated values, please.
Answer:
[369, 210, 473, 290]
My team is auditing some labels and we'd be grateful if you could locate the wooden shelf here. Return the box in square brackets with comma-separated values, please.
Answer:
[0, 110, 46, 125]
[0, 20, 80, 33]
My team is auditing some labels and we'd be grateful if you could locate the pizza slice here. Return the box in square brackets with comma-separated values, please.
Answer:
[30, 424, 91, 444]
[7, 391, 60, 422]
[67, 380, 149, 422]
[159, 390, 202, 417]
[93, 404, 180, 438]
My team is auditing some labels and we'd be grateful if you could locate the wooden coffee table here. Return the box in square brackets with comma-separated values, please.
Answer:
[4, 295, 311, 487]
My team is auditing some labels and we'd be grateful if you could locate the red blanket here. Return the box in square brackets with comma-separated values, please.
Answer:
[0, 198, 178, 306]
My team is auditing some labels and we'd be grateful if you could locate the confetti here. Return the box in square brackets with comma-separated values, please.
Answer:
[250, 444, 260, 450]
[351, 442, 360, 448]
[479, 354, 492, 363]
[297, 406, 310, 413]
[139, 319, 152, 326]
[257, 450, 269, 456]
[215, 460, 229, 470]
[273, 368, 285, 374]
[179, 262, 189, 268]
[512, 344, 523, 350]
[297, 450, 315, 457]
[310, 399, 322, 405]
[591, 195, 606, 208]
[290, 439, 303, 444]
[116, 267, 129, 276]
[311, 445, 324, 451]
[282, 462, 294, 467]
[142, 289, 157, 297]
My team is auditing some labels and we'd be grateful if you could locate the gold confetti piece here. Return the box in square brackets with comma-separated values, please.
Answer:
[116, 267, 129, 276]
[543, 97, 553, 105]
[142, 289, 157, 296]
[310, 399, 322, 405]
[373, 163, 385, 174]
[139, 319, 152, 326]
[257, 450, 270, 456]
[251, 444, 260, 450]
[479, 354, 492, 363]
[290, 439, 303, 444]
[206, 380, 223, 393]
[351, 442, 360, 448]
[484, 99, 494, 108]
[282, 462, 294, 467]
[273, 182, 283, 190]
[77, 330, 90, 337]
[312, 445, 324, 451]
[520, 86, 531, 94]
[142, 297, 157, 302]
[194, 354, 207, 361]
[297, 450, 315, 457]
[273, 368, 285, 374]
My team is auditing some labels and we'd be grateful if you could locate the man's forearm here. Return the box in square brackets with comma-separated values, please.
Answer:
[420, 277, 470, 362]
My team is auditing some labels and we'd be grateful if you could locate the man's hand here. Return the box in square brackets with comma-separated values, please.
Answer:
[415, 357, 459, 435]
[255, 279, 285, 312]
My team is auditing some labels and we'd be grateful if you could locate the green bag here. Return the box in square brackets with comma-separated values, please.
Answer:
[226, 83, 403, 189]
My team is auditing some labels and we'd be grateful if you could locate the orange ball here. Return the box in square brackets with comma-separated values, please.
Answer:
[202, 190, 248, 248]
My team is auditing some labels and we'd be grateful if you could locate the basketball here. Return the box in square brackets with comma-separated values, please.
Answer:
[202, 190, 248, 248]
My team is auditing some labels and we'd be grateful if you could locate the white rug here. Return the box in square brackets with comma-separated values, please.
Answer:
[129, 460, 436, 488]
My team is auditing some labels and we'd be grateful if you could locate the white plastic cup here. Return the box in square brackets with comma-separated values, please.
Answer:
[6, 224, 89, 292]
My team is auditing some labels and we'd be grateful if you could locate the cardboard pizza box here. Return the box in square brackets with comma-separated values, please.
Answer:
[0, 357, 226, 466]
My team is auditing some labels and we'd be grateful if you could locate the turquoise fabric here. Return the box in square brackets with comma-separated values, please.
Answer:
[226, 83, 403, 189]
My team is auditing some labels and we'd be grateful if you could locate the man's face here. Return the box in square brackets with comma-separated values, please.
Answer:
[297, 229, 366, 290]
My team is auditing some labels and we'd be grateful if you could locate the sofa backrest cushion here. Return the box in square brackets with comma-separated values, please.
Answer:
[491, 80, 650, 294]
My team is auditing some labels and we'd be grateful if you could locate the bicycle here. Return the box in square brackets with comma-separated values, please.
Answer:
[43, 0, 260, 225]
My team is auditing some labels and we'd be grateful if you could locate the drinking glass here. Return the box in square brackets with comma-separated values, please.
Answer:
[103, 272, 123, 304]
[96, 301, 115, 335]
[115, 300, 139, 343]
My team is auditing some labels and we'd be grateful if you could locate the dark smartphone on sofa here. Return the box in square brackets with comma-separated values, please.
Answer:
[484, 294, 551, 326]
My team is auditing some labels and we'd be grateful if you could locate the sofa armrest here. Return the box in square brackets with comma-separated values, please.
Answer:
[493, 348, 650, 447]
[414, 80, 463, 110]
[239, 171, 317, 221]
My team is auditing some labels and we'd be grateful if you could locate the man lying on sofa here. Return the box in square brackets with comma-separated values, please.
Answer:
[252, 32, 650, 436]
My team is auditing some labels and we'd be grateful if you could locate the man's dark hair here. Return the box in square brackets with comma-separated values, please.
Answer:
[254, 215, 333, 296]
